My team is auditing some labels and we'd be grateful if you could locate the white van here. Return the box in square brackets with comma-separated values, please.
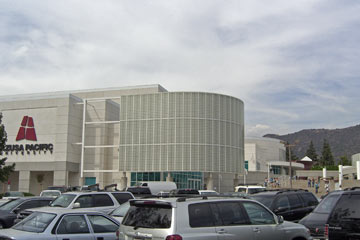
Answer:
[139, 181, 177, 195]
[235, 185, 266, 194]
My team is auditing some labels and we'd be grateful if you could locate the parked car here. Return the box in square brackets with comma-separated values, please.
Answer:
[2, 191, 24, 200]
[40, 190, 61, 198]
[119, 197, 311, 240]
[299, 187, 360, 240]
[252, 189, 318, 222]
[47, 185, 68, 193]
[235, 185, 266, 194]
[0, 208, 120, 240]
[16, 191, 135, 223]
[109, 201, 131, 223]
[198, 190, 219, 196]
[169, 189, 200, 196]
[0, 197, 53, 229]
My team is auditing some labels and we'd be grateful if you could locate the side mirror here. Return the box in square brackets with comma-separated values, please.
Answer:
[277, 215, 284, 224]
[73, 202, 80, 208]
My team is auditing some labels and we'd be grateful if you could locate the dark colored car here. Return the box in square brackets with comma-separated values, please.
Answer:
[0, 197, 53, 229]
[300, 187, 360, 240]
[252, 189, 318, 222]
[169, 189, 200, 196]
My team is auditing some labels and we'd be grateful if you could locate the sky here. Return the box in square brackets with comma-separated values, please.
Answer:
[1, 0, 360, 137]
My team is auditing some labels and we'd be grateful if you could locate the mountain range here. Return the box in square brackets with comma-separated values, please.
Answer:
[263, 124, 360, 163]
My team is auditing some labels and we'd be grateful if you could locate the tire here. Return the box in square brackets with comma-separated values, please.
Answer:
[0, 221, 4, 229]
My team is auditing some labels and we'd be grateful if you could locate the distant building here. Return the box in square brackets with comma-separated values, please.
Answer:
[0, 84, 244, 194]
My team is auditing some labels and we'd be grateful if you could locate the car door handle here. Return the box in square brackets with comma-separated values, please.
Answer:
[97, 238, 104, 240]
[217, 229, 227, 234]
[253, 227, 261, 233]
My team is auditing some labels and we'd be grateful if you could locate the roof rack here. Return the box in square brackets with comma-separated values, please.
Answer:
[263, 188, 308, 194]
[344, 187, 360, 191]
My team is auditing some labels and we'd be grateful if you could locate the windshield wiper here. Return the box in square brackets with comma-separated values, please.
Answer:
[51, 204, 65, 207]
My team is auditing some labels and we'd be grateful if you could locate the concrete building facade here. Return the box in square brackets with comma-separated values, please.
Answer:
[0, 85, 244, 194]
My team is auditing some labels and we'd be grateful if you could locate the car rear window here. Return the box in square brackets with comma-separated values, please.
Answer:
[122, 202, 172, 229]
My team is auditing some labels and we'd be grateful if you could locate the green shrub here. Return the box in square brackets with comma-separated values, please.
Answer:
[311, 165, 338, 170]
[23, 192, 34, 197]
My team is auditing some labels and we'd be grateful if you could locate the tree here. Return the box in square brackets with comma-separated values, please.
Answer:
[0, 113, 15, 183]
[285, 142, 299, 161]
[306, 141, 318, 164]
[320, 139, 334, 167]
[338, 155, 350, 166]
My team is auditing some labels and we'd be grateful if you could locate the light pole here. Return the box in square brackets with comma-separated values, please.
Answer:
[286, 143, 295, 189]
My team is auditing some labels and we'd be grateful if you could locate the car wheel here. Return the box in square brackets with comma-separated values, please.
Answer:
[0, 221, 4, 229]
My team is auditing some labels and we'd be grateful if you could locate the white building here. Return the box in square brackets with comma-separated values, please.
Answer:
[0, 84, 245, 194]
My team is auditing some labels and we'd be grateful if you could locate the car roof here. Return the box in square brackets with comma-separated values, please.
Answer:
[130, 196, 255, 206]
[30, 207, 110, 215]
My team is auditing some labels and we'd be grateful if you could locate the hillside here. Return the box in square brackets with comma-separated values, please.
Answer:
[264, 125, 360, 163]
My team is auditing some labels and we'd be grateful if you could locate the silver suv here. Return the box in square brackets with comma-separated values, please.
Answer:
[119, 197, 311, 240]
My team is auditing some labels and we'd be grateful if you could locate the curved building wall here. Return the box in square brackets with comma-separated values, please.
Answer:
[117, 92, 244, 174]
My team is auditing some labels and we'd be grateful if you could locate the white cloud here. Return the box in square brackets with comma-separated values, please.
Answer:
[0, 0, 360, 136]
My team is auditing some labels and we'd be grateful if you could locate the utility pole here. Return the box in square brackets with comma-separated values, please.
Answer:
[286, 143, 295, 188]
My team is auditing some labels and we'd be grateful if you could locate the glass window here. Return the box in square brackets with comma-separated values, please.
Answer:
[18, 200, 39, 211]
[314, 194, 341, 214]
[87, 215, 119, 233]
[57, 215, 90, 234]
[251, 195, 274, 208]
[0, 198, 24, 211]
[242, 202, 276, 225]
[111, 202, 130, 217]
[93, 194, 113, 207]
[111, 193, 133, 205]
[50, 194, 76, 208]
[75, 195, 92, 208]
[287, 194, 303, 209]
[300, 193, 318, 207]
[330, 194, 360, 222]
[123, 203, 172, 229]
[38, 200, 52, 207]
[13, 212, 56, 233]
[274, 196, 290, 211]
[216, 202, 248, 225]
[188, 203, 214, 228]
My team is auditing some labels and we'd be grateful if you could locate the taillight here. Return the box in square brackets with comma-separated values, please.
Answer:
[324, 224, 329, 240]
[116, 230, 120, 240]
[166, 234, 183, 240]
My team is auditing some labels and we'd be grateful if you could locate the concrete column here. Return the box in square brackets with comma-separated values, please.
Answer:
[19, 171, 30, 193]
[166, 172, 173, 182]
[205, 173, 214, 190]
[338, 165, 343, 188]
[120, 172, 128, 191]
[357, 161, 360, 180]
[53, 171, 69, 186]
[233, 174, 239, 188]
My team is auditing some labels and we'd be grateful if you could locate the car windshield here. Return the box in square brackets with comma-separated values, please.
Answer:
[50, 194, 76, 207]
[41, 192, 61, 197]
[0, 198, 22, 211]
[111, 202, 130, 217]
[248, 188, 265, 194]
[314, 194, 341, 214]
[13, 212, 56, 233]
[251, 195, 274, 208]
